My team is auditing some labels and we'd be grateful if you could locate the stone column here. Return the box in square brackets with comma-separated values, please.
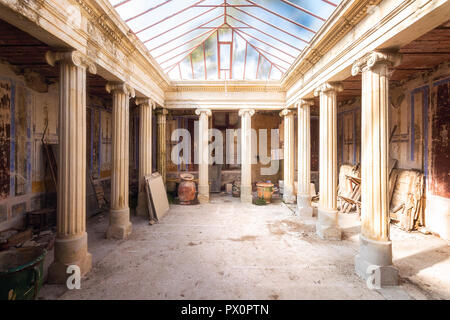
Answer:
[239, 108, 255, 203]
[352, 51, 402, 286]
[156, 108, 168, 184]
[280, 108, 295, 204]
[45, 50, 96, 283]
[136, 98, 154, 217]
[106, 82, 135, 239]
[195, 108, 212, 203]
[296, 99, 314, 216]
[314, 82, 343, 240]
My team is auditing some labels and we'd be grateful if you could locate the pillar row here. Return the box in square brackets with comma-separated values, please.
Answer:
[296, 99, 314, 216]
[314, 82, 343, 240]
[45, 50, 96, 283]
[352, 51, 402, 286]
[239, 108, 255, 203]
[280, 108, 295, 204]
[106, 82, 135, 240]
[195, 108, 212, 203]
[136, 98, 154, 217]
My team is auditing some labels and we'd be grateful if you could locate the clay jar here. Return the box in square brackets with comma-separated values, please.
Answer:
[178, 173, 196, 204]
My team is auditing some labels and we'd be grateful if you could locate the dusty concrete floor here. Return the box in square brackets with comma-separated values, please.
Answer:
[39, 194, 449, 300]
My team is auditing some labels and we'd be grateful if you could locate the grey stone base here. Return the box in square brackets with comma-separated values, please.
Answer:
[296, 194, 313, 216]
[107, 208, 132, 239]
[355, 235, 398, 287]
[47, 233, 92, 284]
[241, 185, 252, 203]
[316, 208, 341, 240]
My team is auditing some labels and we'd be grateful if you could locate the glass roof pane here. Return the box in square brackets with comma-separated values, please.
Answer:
[192, 44, 206, 80]
[109, 0, 342, 81]
[257, 56, 271, 80]
[205, 32, 218, 80]
[232, 31, 246, 80]
[244, 45, 258, 80]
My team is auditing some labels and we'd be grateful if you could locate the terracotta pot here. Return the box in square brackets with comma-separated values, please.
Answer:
[178, 173, 196, 204]
[256, 182, 274, 204]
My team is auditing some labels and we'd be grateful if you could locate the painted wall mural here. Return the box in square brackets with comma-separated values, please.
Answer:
[0, 80, 11, 200]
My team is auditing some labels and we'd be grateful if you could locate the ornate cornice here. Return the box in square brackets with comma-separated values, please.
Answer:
[351, 50, 402, 76]
[284, 0, 383, 88]
[106, 82, 136, 98]
[45, 50, 97, 74]
[238, 109, 255, 117]
[167, 84, 285, 93]
[314, 82, 343, 96]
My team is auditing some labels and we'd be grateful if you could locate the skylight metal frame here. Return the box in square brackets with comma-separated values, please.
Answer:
[110, 0, 340, 80]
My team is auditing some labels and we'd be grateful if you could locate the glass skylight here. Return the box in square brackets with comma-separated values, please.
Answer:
[109, 0, 341, 81]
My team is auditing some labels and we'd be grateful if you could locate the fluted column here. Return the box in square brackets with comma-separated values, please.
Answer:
[239, 108, 255, 203]
[352, 51, 402, 286]
[280, 108, 295, 204]
[296, 99, 314, 216]
[156, 108, 168, 184]
[106, 82, 135, 239]
[45, 50, 96, 283]
[136, 98, 154, 217]
[195, 108, 212, 203]
[314, 82, 343, 240]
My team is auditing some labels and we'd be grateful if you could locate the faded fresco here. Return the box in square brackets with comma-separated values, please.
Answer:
[431, 81, 450, 198]
[0, 80, 11, 200]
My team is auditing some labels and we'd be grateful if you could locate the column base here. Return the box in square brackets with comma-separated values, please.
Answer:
[107, 208, 132, 240]
[240, 185, 252, 203]
[316, 207, 341, 240]
[283, 186, 296, 204]
[47, 232, 92, 284]
[296, 194, 313, 216]
[355, 234, 398, 287]
[136, 191, 148, 217]
[198, 184, 209, 204]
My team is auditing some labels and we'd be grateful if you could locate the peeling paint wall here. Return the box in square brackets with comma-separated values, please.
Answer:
[338, 63, 450, 239]
[0, 63, 58, 230]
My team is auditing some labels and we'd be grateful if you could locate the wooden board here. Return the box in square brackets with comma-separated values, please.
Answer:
[145, 173, 170, 222]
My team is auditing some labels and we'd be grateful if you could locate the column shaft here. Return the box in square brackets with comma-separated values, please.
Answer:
[315, 83, 342, 240]
[136, 99, 153, 217]
[297, 100, 313, 215]
[281, 109, 295, 203]
[106, 82, 135, 239]
[196, 109, 211, 203]
[353, 51, 402, 286]
[157, 109, 168, 184]
[45, 51, 95, 283]
[239, 109, 255, 203]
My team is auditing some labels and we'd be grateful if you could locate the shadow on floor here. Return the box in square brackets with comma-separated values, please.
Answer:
[394, 245, 450, 277]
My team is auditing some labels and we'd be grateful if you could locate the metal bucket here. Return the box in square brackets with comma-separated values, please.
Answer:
[0, 247, 47, 300]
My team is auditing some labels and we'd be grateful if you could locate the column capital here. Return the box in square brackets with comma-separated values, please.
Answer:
[238, 108, 255, 117]
[156, 108, 169, 116]
[135, 97, 155, 109]
[279, 108, 295, 117]
[296, 99, 314, 108]
[46, 50, 96, 74]
[195, 108, 212, 117]
[106, 82, 136, 98]
[352, 50, 402, 76]
[314, 82, 343, 96]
